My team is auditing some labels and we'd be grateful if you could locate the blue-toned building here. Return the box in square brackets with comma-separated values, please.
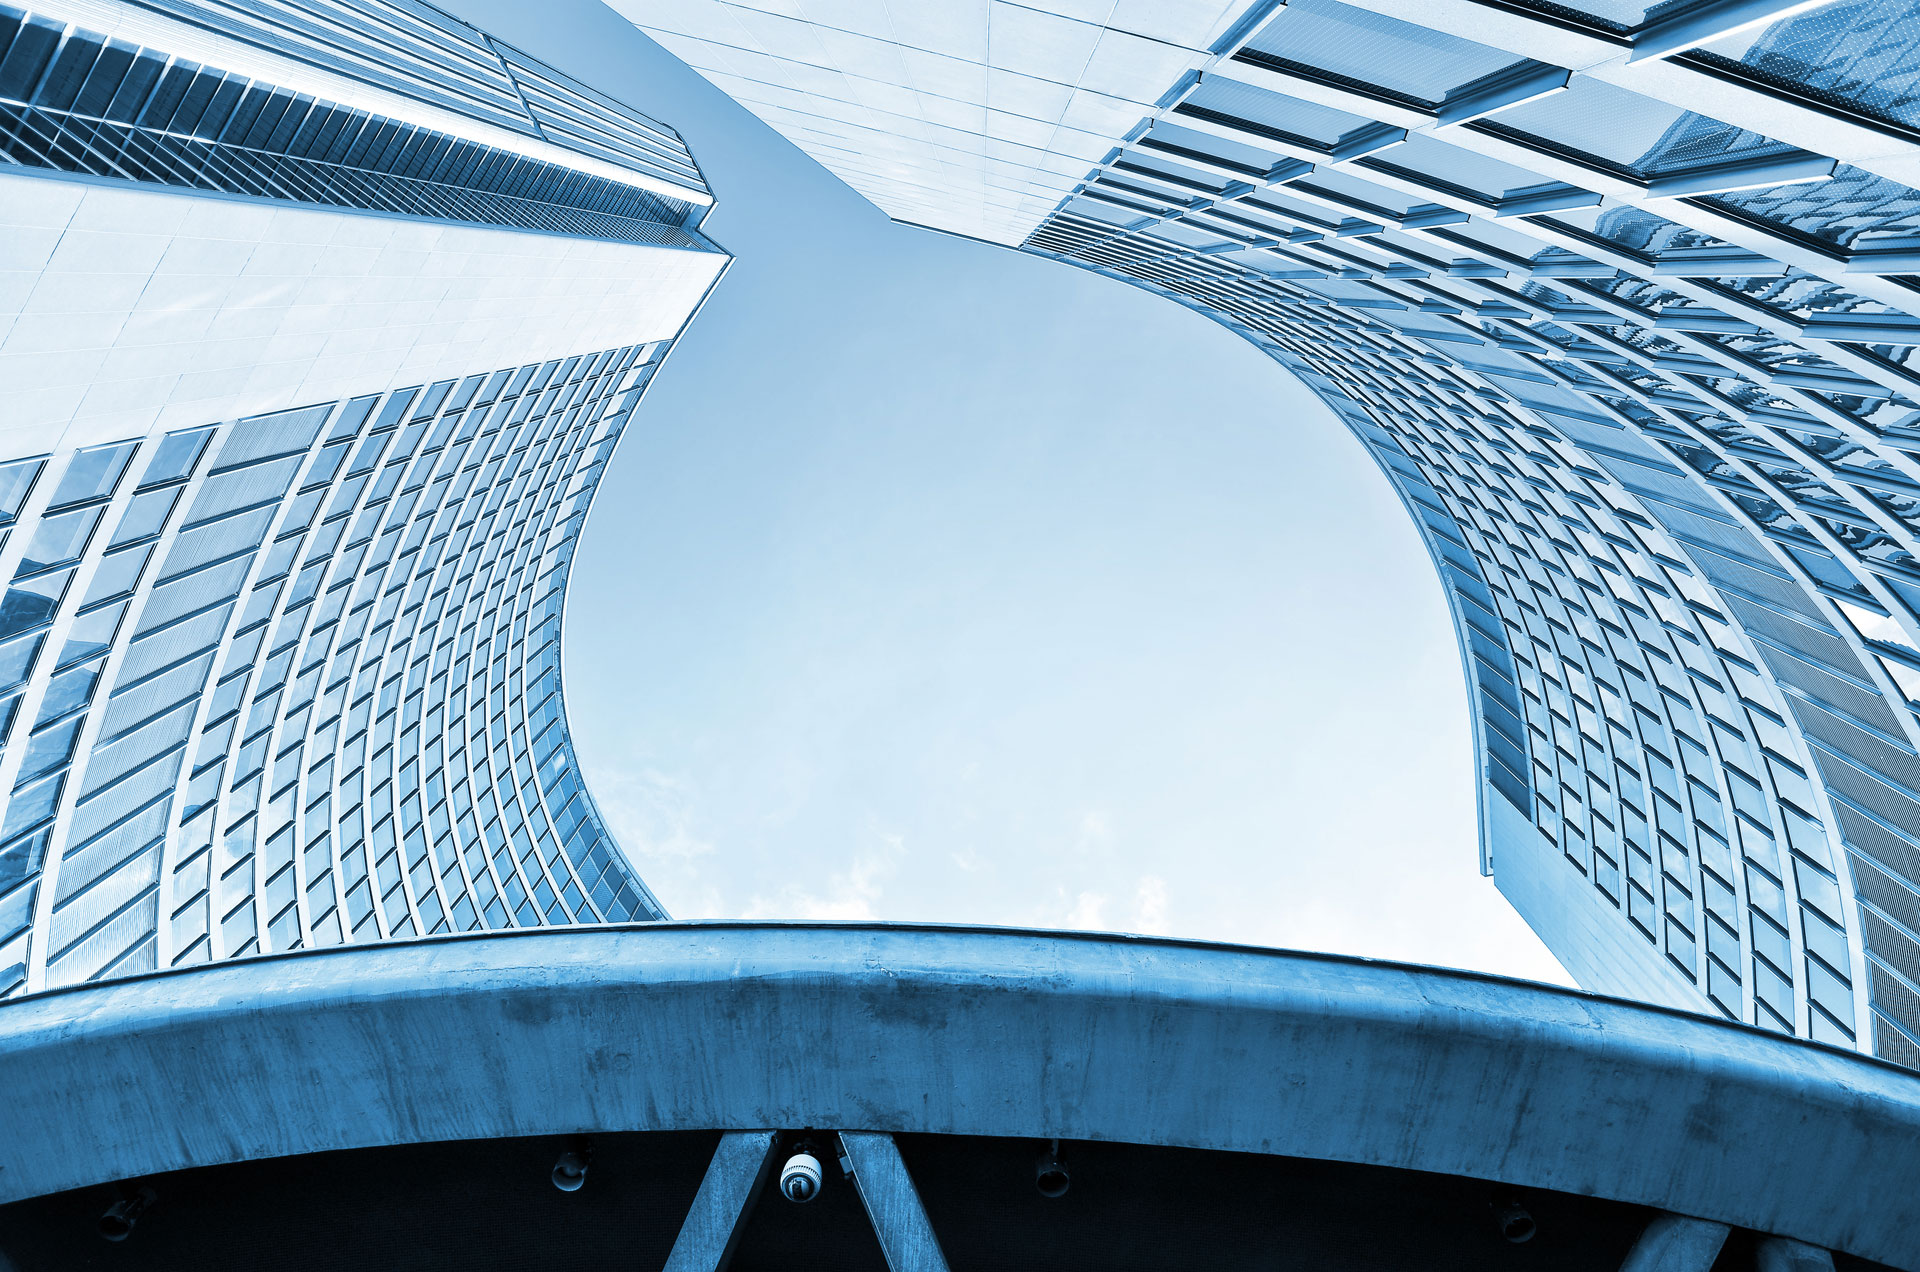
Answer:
[0, 0, 729, 994]
[619, 0, 1920, 1067]
[0, 5, 1919, 1271]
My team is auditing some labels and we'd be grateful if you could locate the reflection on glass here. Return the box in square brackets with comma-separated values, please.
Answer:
[1697, 0, 1920, 133]
[45, 443, 134, 510]
[15, 508, 101, 576]
[108, 488, 179, 547]
[33, 661, 100, 725]
[1705, 165, 1920, 250]
[15, 718, 81, 785]
[0, 462, 42, 528]
[0, 573, 70, 641]
[138, 428, 213, 489]
[56, 603, 123, 669]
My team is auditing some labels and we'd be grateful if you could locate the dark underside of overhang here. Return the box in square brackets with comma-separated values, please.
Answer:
[0, 1130, 1898, 1272]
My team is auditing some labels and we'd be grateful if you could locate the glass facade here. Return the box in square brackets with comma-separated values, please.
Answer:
[0, 0, 726, 994]
[632, 0, 1920, 1063]
[110, 0, 712, 189]
[0, 348, 672, 994]
[0, 2, 710, 247]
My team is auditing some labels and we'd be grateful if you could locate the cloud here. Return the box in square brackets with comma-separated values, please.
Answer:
[579, 760, 726, 917]
[584, 763, 714, 863]
[1035, 876, 1164, 936]
[1131, 874, 1170, 935]
[741, 828, 903, 921]
[1063, 890, 1109, 929]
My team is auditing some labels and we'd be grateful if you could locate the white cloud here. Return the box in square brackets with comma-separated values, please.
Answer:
[586, 763, 715, 862]
[580, 760, 725, 917]
[1063, 890, 1109, 929]
[741, 828, 903, 920]
[1131, 874, 1170, 935]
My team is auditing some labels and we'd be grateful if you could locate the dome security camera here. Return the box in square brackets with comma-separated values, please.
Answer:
[780, 1150, 824, 1203]
[552, 1138, 592, 1192]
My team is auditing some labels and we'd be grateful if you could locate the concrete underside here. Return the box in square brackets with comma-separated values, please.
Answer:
[0, 1129, 1685, 1271]
[0, 924, 1917, 1267]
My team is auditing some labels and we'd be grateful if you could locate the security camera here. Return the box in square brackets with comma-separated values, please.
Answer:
[780, 1149, 824, 1203]
[1492, 1196, 1535, 1244]
[1035, 1139, 1070, 1198]
[552, 1139, 592, 1192]
[97, 1186, 157, 1242]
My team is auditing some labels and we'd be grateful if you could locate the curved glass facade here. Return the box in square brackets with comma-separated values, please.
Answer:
[623, 0, 1920, 1062]
[0, 349, 672, 995]
[0, 0, 728, 994]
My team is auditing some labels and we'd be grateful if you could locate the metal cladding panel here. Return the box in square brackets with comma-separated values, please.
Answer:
[610, 0, 1264, 245]
[617, 0, 1920, 1064]
[0, 168, 728, 453]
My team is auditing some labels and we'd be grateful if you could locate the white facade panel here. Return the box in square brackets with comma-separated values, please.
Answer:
[613, 0, 1261, 243]
[0, 172, 727, 457]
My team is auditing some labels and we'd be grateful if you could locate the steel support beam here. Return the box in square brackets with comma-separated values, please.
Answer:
[663, 1130, 779, 1272]
[1620, 1214, 1731, 1272]
[840, 1131, 951, 1272]
[1758, 1237, 1838, 1272]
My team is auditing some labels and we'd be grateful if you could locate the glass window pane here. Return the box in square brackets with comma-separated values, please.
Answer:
[0, 461, 41, 527]
[1183, 75, 1375, 148]
[58, 601, 123, 668]
[1243, 0, 1523, 102]
[1697, 0, 1920, 133]
[15, 506, 102, 574]
[0, 634, 45, 695]
[1367, 134, 1570, 200]
[138, 427, 213, 488]
[46, 442, 135, 509]
[80, 544, 150, 606]
[1486, 78, 1798, 179]
[16, 717, 81, 783]
[0, 571, 71, 640]
[1704, 164, 1920, 250]
[34, 660, 100, 724]
[109, 487, 180, 547]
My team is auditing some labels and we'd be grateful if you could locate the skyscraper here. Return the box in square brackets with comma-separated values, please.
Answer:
[1, 6, 1917, 1269]
[618, 0, 1920, 1065]
[0, 0, 728, 995]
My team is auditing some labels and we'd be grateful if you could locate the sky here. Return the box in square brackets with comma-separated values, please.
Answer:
[453, 0, 1570, 984]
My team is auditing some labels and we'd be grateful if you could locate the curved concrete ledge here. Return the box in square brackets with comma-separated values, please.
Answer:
[2, 923, 1918, 1266]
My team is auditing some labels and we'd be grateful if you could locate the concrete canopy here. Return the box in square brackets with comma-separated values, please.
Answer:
[2, 923, 1916, 1266]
